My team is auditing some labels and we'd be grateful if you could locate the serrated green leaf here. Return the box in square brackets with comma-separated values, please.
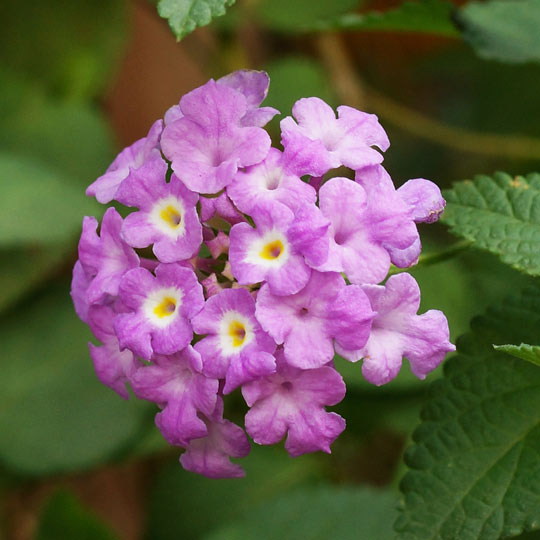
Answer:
[395, 287, 540, 539]
[158, 0, 235, 40]
[442, 171, 540, 276]
[0, 153, 99, 246]
[204, 486, 398, 540]
[0, 284, 152, 476]
[495, 344, 540, 367]
[456, 0, 540, 64]
[37, 491, 118, 540]
[307, 0, 459, 36]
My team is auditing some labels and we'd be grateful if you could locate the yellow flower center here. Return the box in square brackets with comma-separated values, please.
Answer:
[259, 239, 284, 260]
[153, 296, 177, 318]
[228, 320, 247, 347]
[160, 205, 182, 229]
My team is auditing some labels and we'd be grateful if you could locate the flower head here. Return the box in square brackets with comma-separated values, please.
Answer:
[72, 69, 454, 479]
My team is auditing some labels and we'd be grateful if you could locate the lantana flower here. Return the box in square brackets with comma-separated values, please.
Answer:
[116, 157, 202, 263]
[161, 80, 271, 194]
[114, 263, 204, 360]
[192, 288, 276, 393]
[72, 69, 455, 479]
[243, 350, 346, 457]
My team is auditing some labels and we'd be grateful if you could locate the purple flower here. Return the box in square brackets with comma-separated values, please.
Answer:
[227, 148, 316, 214]
[114, 263, 204, 360]
[78, 207, 139, 304]
[130, 346, 219, 446]
[164, 70, 279, 129]
[161, 80, 271, 194]
[337, 273, 455, 385]
[192, 288, 276, 394]
[86, 119, 163, 204]
[280, 97, 389, 176]
[206, 231, 230, 259]
[201, 274, 223, 298]
[255, 271, 374, 369]
[243, 350, 346, 457]
[199, 192, 244, 225]
[217, 69, 279, 128]
[315, 177, 417, 284]
[71, 260, 94, 323]
[88, 304, 140, 399]
[115, 157, 202, 263]
[229, 202, 329, 295]
[355, 165, 445, 268]
[180, 397, 251, 478]
[397, 178, 446, 224]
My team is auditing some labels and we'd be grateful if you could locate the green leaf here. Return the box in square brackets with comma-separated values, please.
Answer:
[307, 0, 459, 36]
[204, 486, 398, 540]
[494, 344, 540, 367]
[441, 171, 540, 276]
[158, 0, 236, 40]
[0, 284, 152, 476]
[255, 0, 359, 32]
[395, 287, 540, 539]
[0, 245, 69, 313]
[147, 446, 325, 540]
[0, 0, 127, 100]
[456, 0, 540, 64]
[0, 69, 115, 187]
[37, 491, 118, 540]
[0, 153, 99, 246]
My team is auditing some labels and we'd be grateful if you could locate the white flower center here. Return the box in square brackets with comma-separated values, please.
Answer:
[245, 230, 290, 269]
[218, 311, 254, 355]
[150, 196, 186, 239]
[143, 287, 183, 328]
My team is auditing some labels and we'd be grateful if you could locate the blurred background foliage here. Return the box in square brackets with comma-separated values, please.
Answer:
[0, 0, 539, 538]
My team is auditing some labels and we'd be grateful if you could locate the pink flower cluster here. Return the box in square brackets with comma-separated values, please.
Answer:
[72, 70, 454, 478]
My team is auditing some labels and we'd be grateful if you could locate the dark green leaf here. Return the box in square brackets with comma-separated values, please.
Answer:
[0, 153, 99, 246]
[456, 0, 540, 64]
[204, 486, 398, 540]
[37, 491, 118, 540]
[0, 284, 151, 476]
[494, 344, 540, 367]
[442, 172, 540, 276]
[395, 287, 540, 539]
[0, 0, 127, 100]
[147, 447, 325, 540]
[158, 0, 236, 40]
[307, 0, 459, 36]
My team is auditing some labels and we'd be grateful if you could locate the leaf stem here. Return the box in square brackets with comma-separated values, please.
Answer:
[315, 33, 540, 161]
